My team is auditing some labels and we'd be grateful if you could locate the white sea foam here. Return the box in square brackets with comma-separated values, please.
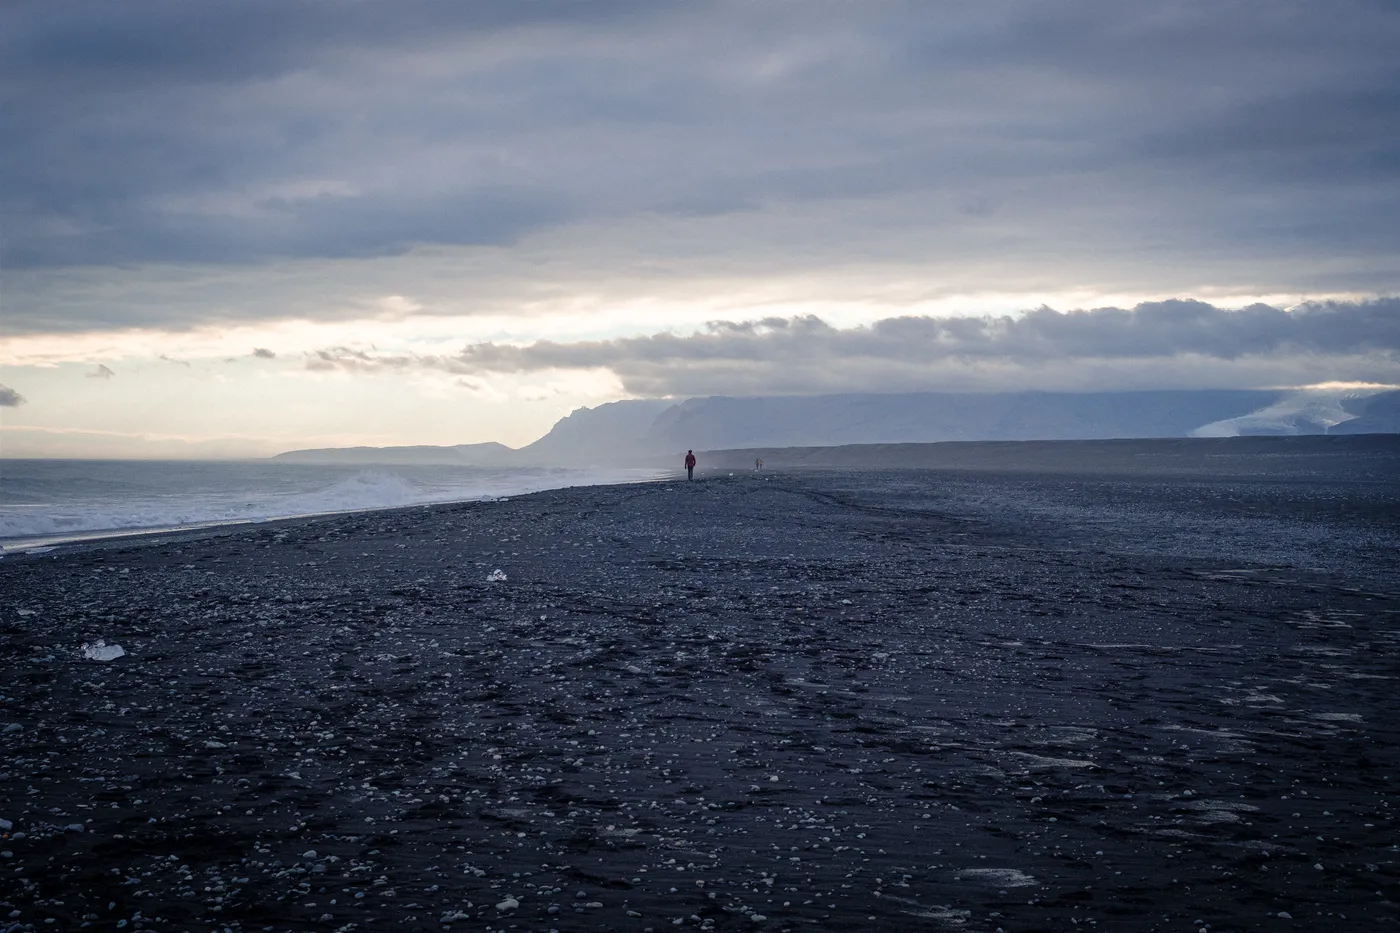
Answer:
[0, 461, 664, 546]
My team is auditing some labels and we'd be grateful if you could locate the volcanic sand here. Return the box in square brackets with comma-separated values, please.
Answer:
[2, 466, 1398, 932]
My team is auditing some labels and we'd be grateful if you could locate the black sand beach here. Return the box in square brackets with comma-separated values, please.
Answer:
[3, 447, 1400, 932]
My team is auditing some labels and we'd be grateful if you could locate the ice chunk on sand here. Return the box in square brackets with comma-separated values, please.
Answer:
[905, 908, 971, 924]
[82, 640, 126, 661]
[486, 569, 508, 582]
[1007, 751, 1095, 770]
[955, 868, 1037, 887]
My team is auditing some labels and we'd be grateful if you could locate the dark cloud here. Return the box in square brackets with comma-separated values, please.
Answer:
[252, 347, 276, 358]
[1, 1, 654, 91]
[305, 299, 1400, 396]
[87, 364, 115, 379]
[0, 385, 25, 406]
[3, 0, 1396, 292]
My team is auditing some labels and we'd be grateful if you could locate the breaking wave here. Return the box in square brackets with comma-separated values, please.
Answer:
[0, 464, 661, 544]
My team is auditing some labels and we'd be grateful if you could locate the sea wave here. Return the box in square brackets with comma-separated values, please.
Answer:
[0, 466, 662, 543]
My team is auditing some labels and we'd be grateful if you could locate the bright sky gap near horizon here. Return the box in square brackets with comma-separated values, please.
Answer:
[1, 1, 1398, 458]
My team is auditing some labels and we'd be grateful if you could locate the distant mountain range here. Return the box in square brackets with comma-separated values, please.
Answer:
[272, 442, 516, 466]
[271, 387, 1400, 466]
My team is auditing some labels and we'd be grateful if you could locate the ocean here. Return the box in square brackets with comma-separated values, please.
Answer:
[0, 459, 665, 549]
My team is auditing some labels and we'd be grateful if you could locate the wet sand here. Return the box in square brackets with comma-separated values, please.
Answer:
[2, 462, 1399, 932]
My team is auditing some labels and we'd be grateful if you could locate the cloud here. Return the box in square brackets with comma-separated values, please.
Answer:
[304, 299, 1400, 396]
[87, 363, 115, 379]
[2, 0, 1397, 339]
[0, 384, 25, 406]
[252, 347, 276, 358]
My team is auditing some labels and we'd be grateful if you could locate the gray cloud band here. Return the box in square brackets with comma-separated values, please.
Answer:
[303, 299, 1400, 394]
[4, 0, 1397, 277]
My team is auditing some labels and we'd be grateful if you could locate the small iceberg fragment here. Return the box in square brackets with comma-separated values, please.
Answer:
[81, 640, 126, 661]
[486, 569, 508, 582]
[955, 867, 1037, 887]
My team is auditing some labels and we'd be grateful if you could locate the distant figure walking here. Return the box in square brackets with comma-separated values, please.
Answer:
[754, 457, 764, 471]
[684, 449, 697, 481]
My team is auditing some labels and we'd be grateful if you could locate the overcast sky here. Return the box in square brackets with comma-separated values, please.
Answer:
[2, 0, 1397, 456]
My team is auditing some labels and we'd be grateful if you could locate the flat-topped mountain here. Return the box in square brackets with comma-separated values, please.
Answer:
[271, 442, 515, 466]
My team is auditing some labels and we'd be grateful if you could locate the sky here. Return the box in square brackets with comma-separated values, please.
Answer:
[2, 0, 1398, 458]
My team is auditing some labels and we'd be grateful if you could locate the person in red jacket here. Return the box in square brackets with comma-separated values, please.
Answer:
[684, 449, 697, 481]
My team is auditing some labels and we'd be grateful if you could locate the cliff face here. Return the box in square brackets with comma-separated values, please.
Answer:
[508, 399, 676, 465]
[1334, 389, 1400, 434]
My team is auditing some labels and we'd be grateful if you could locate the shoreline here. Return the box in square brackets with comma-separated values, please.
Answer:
[0, 468, 673, 553]
[9, 433, 1398, 553]
[2, 465, 1398, 931]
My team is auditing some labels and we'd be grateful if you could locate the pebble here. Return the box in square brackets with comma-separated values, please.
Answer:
[0, 468, 1393, 932]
